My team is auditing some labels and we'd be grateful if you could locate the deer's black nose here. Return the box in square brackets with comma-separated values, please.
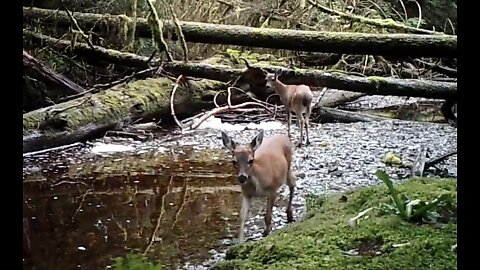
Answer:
[238, 175, 247, 184]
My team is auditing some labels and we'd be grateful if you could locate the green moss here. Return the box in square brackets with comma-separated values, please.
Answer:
[366, 76, 386, 91]
[213, 178, 457, 270]
[382, 151, 402, 166]
[22, 77, 227, 135]
[112, 252, 163, 270]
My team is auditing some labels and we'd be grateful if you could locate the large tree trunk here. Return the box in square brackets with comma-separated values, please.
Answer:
[23, 77, 228, 153]
[23, 7, 457, 58]
[23, 31, 457, 100]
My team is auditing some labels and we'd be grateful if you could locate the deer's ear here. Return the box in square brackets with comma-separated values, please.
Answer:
[250, 130, 264, 151]
[221, 131, 236, 152]
[261, 68, 269, 77]
[275, 69, 283, 78]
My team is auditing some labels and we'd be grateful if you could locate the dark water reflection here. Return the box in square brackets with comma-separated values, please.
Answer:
[22, 147, 252, 270]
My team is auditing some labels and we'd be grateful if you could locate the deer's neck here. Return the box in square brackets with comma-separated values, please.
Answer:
[241, 176, 269, 197]
[272, 81, 291, 101]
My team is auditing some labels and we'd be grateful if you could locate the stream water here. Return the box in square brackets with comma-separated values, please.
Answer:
[23, 118, 457, 270]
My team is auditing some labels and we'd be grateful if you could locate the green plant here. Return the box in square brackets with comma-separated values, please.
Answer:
[305, 193, 326, 213]
[112, 253, 163, 270]
[375, 170, 451, 223]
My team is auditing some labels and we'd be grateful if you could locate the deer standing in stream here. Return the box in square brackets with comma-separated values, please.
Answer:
[263, 69, 313, 147]
[221, 129, 296, 243]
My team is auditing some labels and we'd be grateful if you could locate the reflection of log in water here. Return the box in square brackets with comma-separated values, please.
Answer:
[144, 176, 174, 255]
[23, 218, 31, 256]
[171, 177, 189, 230]
[23, 170, 248, 269]
[25, 185, 241, 198]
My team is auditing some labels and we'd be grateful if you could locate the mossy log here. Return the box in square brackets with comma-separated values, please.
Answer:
[23, 7, 457, 57]
[23, 31, 457, 100]
[23, 77, 228, 153]
[23, 50, 85, 94]
[314, 106, 392, 123]
[315, 91, 366, 108]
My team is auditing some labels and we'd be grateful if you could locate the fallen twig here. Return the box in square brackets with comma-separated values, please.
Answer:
[104, 130, 153, 140]
[48, 95, 92, 116]
[189, 101, 274, 130]
[425, 151, 457, 169]
[23, 142, 83, 157]
[171, 75, 187, 130]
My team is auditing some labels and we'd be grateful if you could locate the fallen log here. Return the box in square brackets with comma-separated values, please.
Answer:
[23, 77, 228, 153]
[23, 31, 457, 100]
[23, 50, 85, 94]
[313, 106, 392, 123]
[313, 90, 366, 108]
[23, 6, 457, 57]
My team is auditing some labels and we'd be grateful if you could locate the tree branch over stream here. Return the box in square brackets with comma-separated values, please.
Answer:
[23, 7, 456, 57]
[23, 30, 457, 100]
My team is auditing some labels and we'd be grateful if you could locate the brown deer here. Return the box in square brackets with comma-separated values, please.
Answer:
[221, 130, 296, 243]
[264, 69, 313, 147]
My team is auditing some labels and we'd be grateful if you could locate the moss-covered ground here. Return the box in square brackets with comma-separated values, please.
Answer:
[211, 178, 457, 270]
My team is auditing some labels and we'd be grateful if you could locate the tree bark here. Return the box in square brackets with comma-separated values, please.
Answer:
[23, 77, 228, 153]
[313, 106, 392, 123]
[23, 30, 457, 100]
[124, 0, 138, 51]
[23, 50, 85, 94]
[23, 7, 457, 58]
[315, 91, 366, 108]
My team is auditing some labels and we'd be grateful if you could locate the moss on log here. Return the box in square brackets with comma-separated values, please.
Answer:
[23, 7, 457, 57]
[23, 31, 457, 100]
[23, 77, 226, 153]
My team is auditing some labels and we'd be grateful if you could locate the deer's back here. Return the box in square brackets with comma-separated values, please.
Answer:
[256, 134, 293, 160]
[288, 85, 313, 111]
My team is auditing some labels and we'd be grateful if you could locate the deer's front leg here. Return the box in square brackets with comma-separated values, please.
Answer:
[263, 193, 277, 237]
[238, 195, 251, 243]
[286, 110, 292, 139]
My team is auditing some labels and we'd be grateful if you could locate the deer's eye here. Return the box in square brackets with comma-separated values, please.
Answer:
[232, 160, 238, 166]
[248, 159, 254, 165]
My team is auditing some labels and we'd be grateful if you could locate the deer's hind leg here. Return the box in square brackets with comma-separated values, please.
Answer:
[286, 170, 296, 223]
[263, 193, 277, 237]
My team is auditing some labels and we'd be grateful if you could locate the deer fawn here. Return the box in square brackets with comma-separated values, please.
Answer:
[264, 69, 313, 147]
[221, 130, 296, 243]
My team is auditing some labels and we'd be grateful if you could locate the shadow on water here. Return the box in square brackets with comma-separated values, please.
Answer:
[23, 145, 275, 269]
